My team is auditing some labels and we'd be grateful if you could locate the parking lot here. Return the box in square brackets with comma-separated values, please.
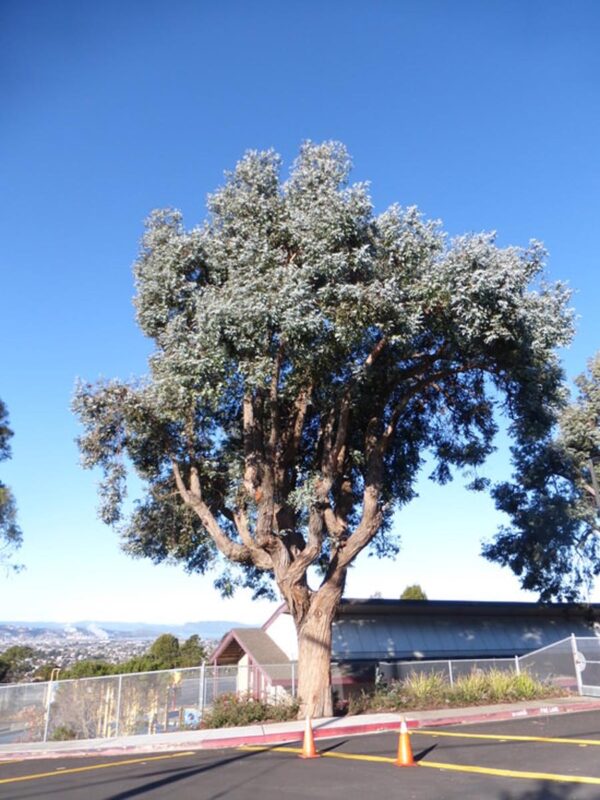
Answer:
[5, 711, 600, 799]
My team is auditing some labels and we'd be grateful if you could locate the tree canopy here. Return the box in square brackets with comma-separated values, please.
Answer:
[0, 399, 22, 573]
[400, 584, 428, 600]
[180, 634, 208, 667]
[0, 645, 35, 683]
[484, 352, 600, 600]
[74, 141, 575, 715]
[31, 633, 210, 682]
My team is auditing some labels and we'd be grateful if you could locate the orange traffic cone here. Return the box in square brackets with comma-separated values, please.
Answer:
[395, 718, 417, 767]
[300, 714, 320, 759]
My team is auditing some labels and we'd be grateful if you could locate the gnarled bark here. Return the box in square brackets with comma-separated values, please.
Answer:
[291, 578, 345, 718]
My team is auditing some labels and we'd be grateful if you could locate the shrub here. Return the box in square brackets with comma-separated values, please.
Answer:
[202, 693, 299, 728]
[50, 725, 78, 741]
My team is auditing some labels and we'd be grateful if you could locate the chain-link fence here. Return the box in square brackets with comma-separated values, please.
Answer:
[518, 636, 576, 692]
[377, 656, 517, 686]
[0, 662, 297, 745]
[0, 682, 47, 745]
[517, 635, 600, 698]
[2, 635, 598, 745]
[574, 637, 600, 697]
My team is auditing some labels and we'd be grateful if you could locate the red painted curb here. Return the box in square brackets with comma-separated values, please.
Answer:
[4, 700, 600, 762]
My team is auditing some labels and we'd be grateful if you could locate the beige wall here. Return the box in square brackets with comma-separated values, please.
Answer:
[265, 612, 298, 660]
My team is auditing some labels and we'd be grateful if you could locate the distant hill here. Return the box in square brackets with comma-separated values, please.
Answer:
[0, 619, 250, 642]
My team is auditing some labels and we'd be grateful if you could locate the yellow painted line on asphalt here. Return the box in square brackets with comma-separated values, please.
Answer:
[240, 744, 394, 762]
[0, 750, 196, 785]
[414, 729, 600, 747]
[420, 760, 600, 785]
[239, 745, 600, 786]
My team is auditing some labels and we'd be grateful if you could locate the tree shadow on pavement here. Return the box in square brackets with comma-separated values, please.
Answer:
[497, 783, 592, 800]
[103, 748, 267, 800]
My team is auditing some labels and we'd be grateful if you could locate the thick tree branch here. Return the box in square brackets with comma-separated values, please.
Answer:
[232, 507, 273, 569]
[171, 459, 258, 566]
[285, 506, 324, 583]
[285, 384, 312, 470]
[242, 394, 260, 496]
[365, 335, 388, 367]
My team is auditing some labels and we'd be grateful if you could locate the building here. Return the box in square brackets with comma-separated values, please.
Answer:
[211, 598, 600, 699]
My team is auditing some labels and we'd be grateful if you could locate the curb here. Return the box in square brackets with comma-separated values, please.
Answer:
[192, 699, 600, 749]
[4, 699, 600, 762]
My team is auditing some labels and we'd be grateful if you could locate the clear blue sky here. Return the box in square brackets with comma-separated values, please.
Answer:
[1, 0, 599, 624]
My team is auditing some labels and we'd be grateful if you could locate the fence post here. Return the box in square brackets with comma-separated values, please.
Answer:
[514, 655, 520, 676]
[448, 660, 453, 688]
[199, 663, 206, 720]
[114, 674, 123, 737]
[571, 633, 584, 696]
[291, 662, 296, 698]
[42, 680, 53, 743]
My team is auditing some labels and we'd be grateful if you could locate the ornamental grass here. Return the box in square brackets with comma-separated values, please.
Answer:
[347, 668, 564, 715]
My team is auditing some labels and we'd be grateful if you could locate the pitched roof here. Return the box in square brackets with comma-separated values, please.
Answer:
[211, 627, 292, 682]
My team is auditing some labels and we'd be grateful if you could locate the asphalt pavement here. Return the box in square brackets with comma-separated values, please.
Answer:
[5, 710, 600, 799]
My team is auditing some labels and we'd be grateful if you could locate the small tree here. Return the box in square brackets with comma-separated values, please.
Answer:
[0, 645, 36, 682]
[74, 142, 574, 716]
[400, 584, 427, 600]
[0, 399, 22, 573]
[148, 634, 181, 669]
[180, 634, 207, 666]
[484, 352, 600, 599]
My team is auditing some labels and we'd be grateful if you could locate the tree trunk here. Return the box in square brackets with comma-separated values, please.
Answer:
[295, 585, 341, 718]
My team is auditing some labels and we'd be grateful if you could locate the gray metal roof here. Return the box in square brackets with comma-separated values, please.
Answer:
[331, 604, 600, 661]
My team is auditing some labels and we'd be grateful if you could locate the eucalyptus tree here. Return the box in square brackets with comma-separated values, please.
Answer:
[484, 352, 600, 599]
[0, 399, 22, 573]
[74, 141, 573, 716]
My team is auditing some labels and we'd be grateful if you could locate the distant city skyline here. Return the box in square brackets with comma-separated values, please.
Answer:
[2, 0, 599, 624]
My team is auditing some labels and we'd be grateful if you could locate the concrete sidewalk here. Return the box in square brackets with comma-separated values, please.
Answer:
[2, 695, 600, 762]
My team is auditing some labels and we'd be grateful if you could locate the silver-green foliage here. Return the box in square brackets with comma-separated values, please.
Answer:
[73, 141, 573, 602]
[485, 352, 600, 599]
[0, 399, 22, 573]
